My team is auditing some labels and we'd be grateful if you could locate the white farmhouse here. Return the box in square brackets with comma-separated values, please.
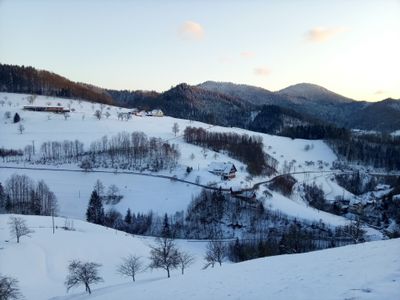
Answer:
[151, 109, 164, 117]
[208, 162, 237, 179]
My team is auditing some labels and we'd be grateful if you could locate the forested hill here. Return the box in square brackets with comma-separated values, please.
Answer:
[0, 63, 113, 104]
[1, 63, 400, 133]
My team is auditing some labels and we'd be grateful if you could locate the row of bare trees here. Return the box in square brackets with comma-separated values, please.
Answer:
[0, 175, 58, 216]
[64, 235, 227, 295]
[38, 140, 84, 163]
[88, 131, 180, 171]
[3, 131, 180, 172]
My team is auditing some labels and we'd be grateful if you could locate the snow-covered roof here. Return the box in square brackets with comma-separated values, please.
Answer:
[208, 162, 236, 174]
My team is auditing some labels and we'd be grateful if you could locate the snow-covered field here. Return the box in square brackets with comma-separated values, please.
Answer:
[0, 214, 207, 300]
[0, 92, 348, 225]
[0, 93, 397, 300]
[0, 214, 398, 300]
[0, 167, 201, 218]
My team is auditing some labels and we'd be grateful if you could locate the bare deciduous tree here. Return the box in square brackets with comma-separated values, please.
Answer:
[27, 94, 37, 104]
[116, 255, 143, 282]
[177, 251, 195, 275]
[8, 216, 34, 243]
[149, 237, 180, 278]
[204, 239, 226, 268]
[172, 122, 179, 137]
[17, 124, 24, 134]
[65, 260, 103, 294]
[0, 274, 22, 300]
[79, 158, 93, 172]
[94, 110, 102, 120]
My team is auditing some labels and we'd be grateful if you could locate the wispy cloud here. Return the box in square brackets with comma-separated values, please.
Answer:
[179, 21, 204, 40]
[374, 90, 385, 95]
[254, 67, 270, 77]
[306, 26, 347, 43]
[240, 51, 255, 59]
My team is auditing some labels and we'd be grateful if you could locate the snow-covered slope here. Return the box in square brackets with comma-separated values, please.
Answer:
[1, 215, 398, 300]
[60, 239, 400, 300]
[0, 92, 346, 226]
[0, 214, 206, 300]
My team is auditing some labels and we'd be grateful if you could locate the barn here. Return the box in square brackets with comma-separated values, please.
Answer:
[23, 105, 70, 113]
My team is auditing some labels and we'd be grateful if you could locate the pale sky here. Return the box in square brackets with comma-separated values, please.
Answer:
[1, 0, 399, 101]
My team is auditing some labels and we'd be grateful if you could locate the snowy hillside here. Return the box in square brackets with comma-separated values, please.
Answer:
[0, 215, 398, 300]
[0, 92, 352, 227]
[0, 214, 206, 300]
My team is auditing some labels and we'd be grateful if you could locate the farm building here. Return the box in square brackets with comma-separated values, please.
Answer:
[135, 110, 147, 117]
[23, 105, 70, 113]
[208, 162, 237, 179]
[150, 109, 164, 117]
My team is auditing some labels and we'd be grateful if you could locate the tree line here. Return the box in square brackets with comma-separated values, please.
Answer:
[0, 63, 113, 104]
[0, 174, 58, 216]
[183, 126, 276, 176]
[328, 133, 400, 170]
[2, 131, 180, 172]
[84, 186, 363, 262]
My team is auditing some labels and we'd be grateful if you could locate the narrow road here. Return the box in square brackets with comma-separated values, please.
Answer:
[1, 165, 398, 194]
[0, 165, 230, 191]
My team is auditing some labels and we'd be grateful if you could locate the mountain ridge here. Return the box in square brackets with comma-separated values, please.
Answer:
[1, 63, 399, 133]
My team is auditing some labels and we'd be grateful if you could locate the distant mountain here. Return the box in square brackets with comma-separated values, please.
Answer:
[346, 98, 400, 132]
[197, 81, 291, 106]
[277, 83, 353, 104]
[110, 83, 253, 127]
[1, 64, 399, 133]
[198, 81, 363, 126]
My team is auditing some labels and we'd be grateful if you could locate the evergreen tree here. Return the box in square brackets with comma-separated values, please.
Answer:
[13, 113, 20, 123]
[86, 191, 104, 225]
[0, 182, 5, 212]
[29, 190, 41, 215]
[124, 208, 132, 224]
[161, 213, 171, 238]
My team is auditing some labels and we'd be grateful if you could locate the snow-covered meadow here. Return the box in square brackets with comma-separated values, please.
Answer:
[0, 93, 398, 300]
[0, 214, 398, 300]
[0, 92, 348, 225]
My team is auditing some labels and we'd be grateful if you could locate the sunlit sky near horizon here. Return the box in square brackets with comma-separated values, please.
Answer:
[1, 0, 399, 101]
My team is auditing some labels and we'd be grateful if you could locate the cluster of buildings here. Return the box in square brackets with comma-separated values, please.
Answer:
[130, 108, 164, 117]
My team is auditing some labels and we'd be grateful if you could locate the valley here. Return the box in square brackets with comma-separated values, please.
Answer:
[0, 92, 398, 299]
